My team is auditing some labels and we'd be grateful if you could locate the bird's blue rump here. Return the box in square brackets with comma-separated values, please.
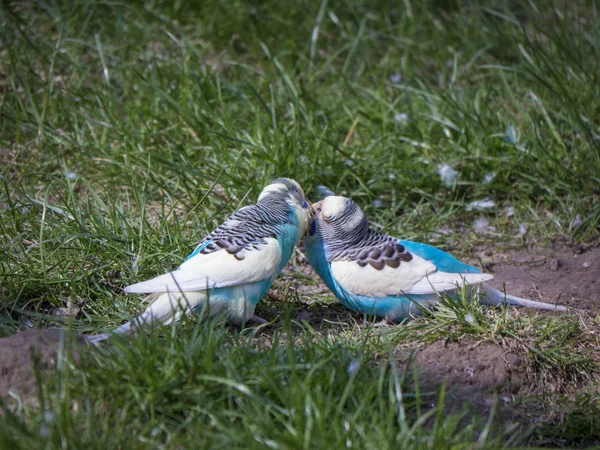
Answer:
[398, 240, 480, 274]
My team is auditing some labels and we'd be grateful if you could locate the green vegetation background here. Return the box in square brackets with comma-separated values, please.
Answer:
[1, 0, 599, 447]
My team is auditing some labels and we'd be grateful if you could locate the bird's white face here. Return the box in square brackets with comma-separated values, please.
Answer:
[309, 196, 367, 241]
[285, 181, 312, 234]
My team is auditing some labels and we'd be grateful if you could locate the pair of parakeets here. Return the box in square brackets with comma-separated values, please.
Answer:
[87, 178, 566, 344]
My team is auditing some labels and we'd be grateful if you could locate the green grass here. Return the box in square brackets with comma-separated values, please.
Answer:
[1, 0, 599, 447]
[0, 319, 515, 449]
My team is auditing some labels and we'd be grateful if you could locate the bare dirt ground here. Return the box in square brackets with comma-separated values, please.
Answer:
[410, 340, 526, 401]
[0, 329, 86, 405]
[396, 338, 528, 431]
[485, 243, 600, 312]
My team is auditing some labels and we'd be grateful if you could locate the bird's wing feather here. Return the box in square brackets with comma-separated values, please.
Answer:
[328, 235, 494, 298]
[124, 238, 282, 293]
[406, 271, 494, 294]
[330, 254, 436, 297]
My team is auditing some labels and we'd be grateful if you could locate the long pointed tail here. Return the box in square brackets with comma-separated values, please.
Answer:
[86, 333, 110, 345]
[85, 320, 135, 345]
[480, 283, 567, 312]
[85, 291, 204, 345]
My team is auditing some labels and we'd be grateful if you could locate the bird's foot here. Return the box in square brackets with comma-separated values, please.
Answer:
[371, 318, 392, 328]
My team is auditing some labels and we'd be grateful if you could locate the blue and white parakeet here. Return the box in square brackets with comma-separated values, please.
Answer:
[304, 196, 567, 321]
[87, 178, 311, 344]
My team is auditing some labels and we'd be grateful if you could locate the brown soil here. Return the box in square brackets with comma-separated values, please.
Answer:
[396, 339, 528, 419]
[413, 340, 526, 399]
[484, 244, 600, 312]
[0, 329, 86, 403]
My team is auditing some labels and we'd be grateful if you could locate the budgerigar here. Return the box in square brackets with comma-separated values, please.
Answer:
[304, 196, 566, 321]
[87, 178, 311, 344]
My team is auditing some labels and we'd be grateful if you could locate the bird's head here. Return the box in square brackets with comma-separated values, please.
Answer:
[257, 178, 312, 231]
[308, 196, 369, 244]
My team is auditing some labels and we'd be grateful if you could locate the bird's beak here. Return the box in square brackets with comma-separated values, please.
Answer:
[310, 200, 323, 216]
